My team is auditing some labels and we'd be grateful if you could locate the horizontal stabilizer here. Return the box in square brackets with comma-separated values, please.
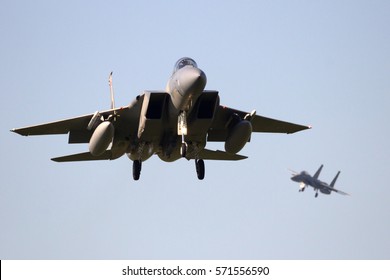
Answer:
[52, 151, 113, 162]
[188, 149, 247, 161]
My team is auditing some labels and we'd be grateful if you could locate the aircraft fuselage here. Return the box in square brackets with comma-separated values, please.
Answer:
[291, 173, 329, 191]
[126, 58, 210, 163]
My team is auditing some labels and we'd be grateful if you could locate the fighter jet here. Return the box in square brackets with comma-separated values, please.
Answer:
[290, 165, 349, 197]
[12, 57, 310, 180]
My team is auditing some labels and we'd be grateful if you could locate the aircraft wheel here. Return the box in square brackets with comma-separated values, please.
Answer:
[195, 159, 205, 180]
[133, 160, 142, 180]
[315, 192, 318, 198]
[180, 142, 188, 158]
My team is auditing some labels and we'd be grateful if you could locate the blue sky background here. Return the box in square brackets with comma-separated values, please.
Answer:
[1, 0, 389, 259]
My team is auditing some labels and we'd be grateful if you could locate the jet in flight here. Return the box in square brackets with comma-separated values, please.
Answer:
[290, 164, 349, 197]
[12, 57, 310, 180]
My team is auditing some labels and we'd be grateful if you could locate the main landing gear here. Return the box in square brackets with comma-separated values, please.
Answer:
[133, 160, 142, 180]
[195, 159, 205, 180]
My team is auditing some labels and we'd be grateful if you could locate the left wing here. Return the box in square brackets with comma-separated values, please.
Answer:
[320, 183, 350, 196]
[207, 105, 311, 141]
[330, 187, 350, 196]
[186, 149, 247, 161]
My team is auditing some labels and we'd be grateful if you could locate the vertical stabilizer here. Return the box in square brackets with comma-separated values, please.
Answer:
[313, 164, 324, 179]
[330, 171, 341, 188]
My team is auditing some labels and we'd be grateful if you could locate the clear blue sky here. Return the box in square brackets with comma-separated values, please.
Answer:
[1, 0, 389, 259]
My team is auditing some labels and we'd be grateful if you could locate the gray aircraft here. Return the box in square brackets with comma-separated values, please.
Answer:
[290, 165, 349, 197]
[12, 57, 310, 180]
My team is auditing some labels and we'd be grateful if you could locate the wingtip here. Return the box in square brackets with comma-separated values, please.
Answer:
[287, 124, 312, 134]
[10, 128, 25, 136]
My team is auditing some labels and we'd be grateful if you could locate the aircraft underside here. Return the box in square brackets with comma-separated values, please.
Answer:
[12, 57, 311, 182]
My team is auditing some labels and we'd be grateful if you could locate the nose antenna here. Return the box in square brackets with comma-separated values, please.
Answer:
[109, 72, 115, 111]
[288, 168, 299, 176]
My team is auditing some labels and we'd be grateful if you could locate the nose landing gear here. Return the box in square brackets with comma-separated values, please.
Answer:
[178, 111, 188, 158]
[180, 142, 188, 158]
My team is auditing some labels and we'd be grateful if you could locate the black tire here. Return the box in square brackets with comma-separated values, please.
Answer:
[133, 160, 142, 180]
[180, 143, 187, 158]
[196, 159, 205, 180]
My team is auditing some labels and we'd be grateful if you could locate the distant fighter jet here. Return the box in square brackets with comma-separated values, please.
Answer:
[12, 57, 310, 180]
[290, 165, 349, 197]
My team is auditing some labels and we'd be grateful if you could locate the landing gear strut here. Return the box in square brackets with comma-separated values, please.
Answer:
[178, 111, 188, 158]
[133, 160, 142, 180]
[195, 159, 205, 180]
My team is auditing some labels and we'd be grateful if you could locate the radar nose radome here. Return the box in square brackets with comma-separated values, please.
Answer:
[178, 67, 207, 96]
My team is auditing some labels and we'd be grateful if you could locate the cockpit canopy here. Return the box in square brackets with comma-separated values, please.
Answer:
[173, 57, 198, 73]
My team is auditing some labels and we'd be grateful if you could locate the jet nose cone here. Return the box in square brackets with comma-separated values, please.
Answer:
[291, 175, 298, 182]
[178, 67, 207, 95]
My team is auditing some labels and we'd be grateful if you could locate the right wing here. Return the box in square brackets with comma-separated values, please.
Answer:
[251, 114, 311, 134]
